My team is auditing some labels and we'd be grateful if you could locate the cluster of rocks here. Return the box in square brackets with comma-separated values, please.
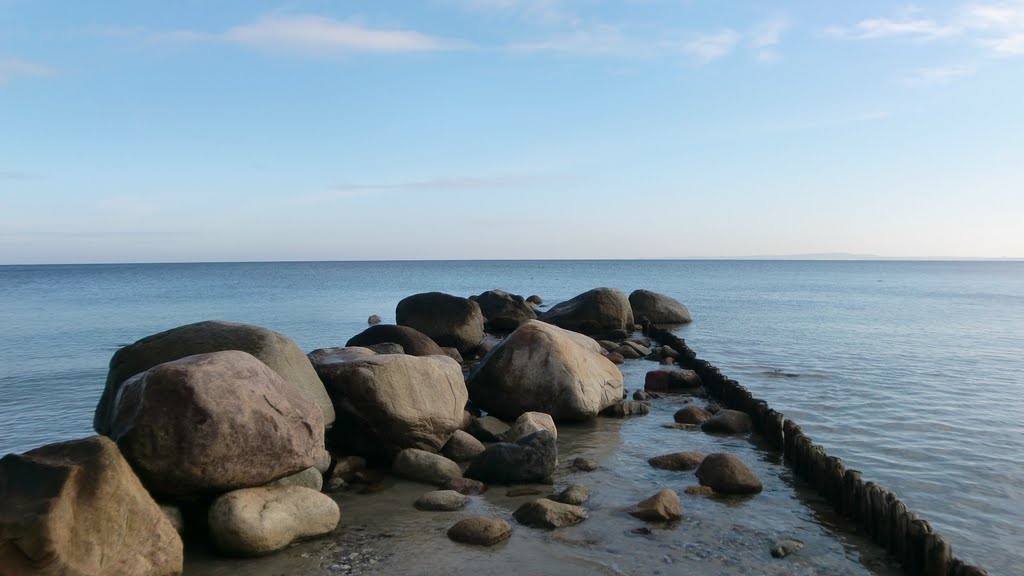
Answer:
[2, 286, 752, 575]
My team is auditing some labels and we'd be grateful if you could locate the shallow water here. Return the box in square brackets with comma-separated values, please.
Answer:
[1, 260, 1021, 573]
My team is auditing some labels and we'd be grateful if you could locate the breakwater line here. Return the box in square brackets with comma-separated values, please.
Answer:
[645, 323, 990, 576]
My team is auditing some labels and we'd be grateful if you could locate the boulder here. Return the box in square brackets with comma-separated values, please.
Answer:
[345, 324, 444, 357]
[314, 354, 467, 460]
[470, 289, 537, 332]
[465, 430, 557, 485]
[467, 416, 510, 442]
[695, 453, 763, 495]
[441, 430, 486, 462]
[396, 292, 485, 354]
[648, 452, 706, 471]
[674, 406, 712, 425]
[621, 340, 652, 357]
[447, 517, 512, 546]
[628, 489, 682, 522]
[0, 436, 183, 576]
[605, 351, 625, 365]
[94, 320, 334, 434]
[414, 490, 468, 511]
[700, 409, 753, 434]
[392, 449, 462, 485]
[513, 499, 587, 529]
[601, 401, 650, 417]
[552, 484, 591, 505]
[307, 346, 378, 367]
[645, 368, 703, 391]
[526, 295, 543, 305]
[106, 351, 324, 498]
[267, 467, 323, 491]
[597, 340, 619, 352]
[628, 290, 692, 324]
[503, 412, 557, 443]
[539, 288, 634, 336]
[207, 486, 339, 557]
[466, 320, 623, 421]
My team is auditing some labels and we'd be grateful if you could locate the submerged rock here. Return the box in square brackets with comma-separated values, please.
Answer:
[397, 292, 485, 354]
[414, 490, 469, 511]
[207, 486, 339, 557]
[644, 368, 703, 391]
[695, 453, 763, 495]
[345, 324, 444, 357]
[571, 457, 599, 472]
[539, 287, 635, 336]
[771, 539, 805, 558]
[95, 319, 334, 432]
[513, 498, 588, 529]
[648, 452, 706, 471]
[601, 401, 650, 417]
[628, 489, 682, 522]
[700, 409, 753, 434]
[0, 436, 183, 576]
[447, 517, 513, 546]
[552, 484, 591, 505]
[442, 477, 488, 495]
[467, 320, 623, 421]
[628, 289, 692, 324]
[107, 350, 324, 498]
[674, 406, 712, 425]
[465, 430, 557, 484]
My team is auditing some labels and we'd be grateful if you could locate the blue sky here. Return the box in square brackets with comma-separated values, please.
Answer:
[1, 0, 1022, 263]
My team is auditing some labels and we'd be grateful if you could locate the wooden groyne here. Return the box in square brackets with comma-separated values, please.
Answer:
[644, 323, 989, 576]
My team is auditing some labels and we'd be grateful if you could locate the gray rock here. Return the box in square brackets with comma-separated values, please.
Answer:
[700, 409, 753, 434]
[441, 430, 486, 462]
[95, 320, 334, 433]
[648, 452, 706, 471]
[552, 484, 591, 505]
[633, 389, 652, 401]
[644, 368, 703, 391]
[397, 292, 485, 354]
[267, 466, 323, 491]
[367, 342, 405, 355]
[601, 401, 650, 417]
[414, 490, 469, 511]
[571, 457, 598, 472]
[470, 289, 537, 333]
[465, 430, 557, 485]
[597, 340, 619, 352]
[447, 517, 512, 546]
[628, 290, 692, 324]
[513, 498, 588, 529]
[695, 453, 763, 495]
[771, 539, 804, 558]
[392, 449, 462, 485]
[621, 340, 652, 357]
[307, 346, 377, 366]
[346, 324, 444, 357]
[467, 416, 510, 442]
[628, 488, 682, 522]
[674, 406, 712, 425]
[208, 486, 339, 556]
[503, 411, 557, 442]
[539, 288, 634, 336]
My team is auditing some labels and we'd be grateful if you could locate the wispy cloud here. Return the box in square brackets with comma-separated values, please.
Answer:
[903, 64, 977, 84]
[452, 0, 576, 25]
[750, 17, 790, 62]
[0, 170, 34, 180]
[507, 24, 628, 55]
[303, 174, 578, 203]
[0, 56, 54, 85]
[683, 29, 742, 64]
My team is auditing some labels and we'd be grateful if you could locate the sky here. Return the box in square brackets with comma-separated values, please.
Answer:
[1, 0, 1022, 263]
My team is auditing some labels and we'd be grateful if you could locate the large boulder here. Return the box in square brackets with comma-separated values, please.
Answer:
[207, 486, 339, 557]
[0, 436, 183, 575]
[628, 289, 692, 324]
[695, 453, 763, 495]
[94, 320, 334, 434]
[466, 320, 623, 421]
[314, 354, 467, 461]
[396, 292, 485, 354]
[700, 409, 753, 434]
[469, 289, 537, 332]
[345, 324, 444, 357]
[538, 288, 634, 336]
[464, 430, 557, 485]
[106, 350, 325, 499]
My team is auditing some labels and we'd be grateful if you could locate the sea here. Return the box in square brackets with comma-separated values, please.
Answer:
[1, 260, 1021, 574]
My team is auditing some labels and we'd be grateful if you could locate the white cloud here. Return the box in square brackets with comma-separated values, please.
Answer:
[223, 15, 461, 53]
[683, 29, 741, 63]
[507, 25, 628, 55]
[825, 18, 959, 40]
[903, 64, 977, 84]
[0, 56, 53, 85]
[751, 17, 790, 62]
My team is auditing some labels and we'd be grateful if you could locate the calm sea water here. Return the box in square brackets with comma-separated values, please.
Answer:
[1, 260, 1021, 574]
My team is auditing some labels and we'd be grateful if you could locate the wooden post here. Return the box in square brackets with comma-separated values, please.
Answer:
[924, 533, 951, 576]
[842, 469, 862, 519]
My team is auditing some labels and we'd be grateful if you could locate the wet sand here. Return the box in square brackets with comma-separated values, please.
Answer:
[188, 361, 903, 576]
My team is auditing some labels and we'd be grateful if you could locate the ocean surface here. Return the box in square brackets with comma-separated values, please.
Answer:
[1, 260, 1021, 574]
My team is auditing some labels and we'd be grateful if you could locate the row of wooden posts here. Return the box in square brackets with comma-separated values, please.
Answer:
[643, 323, 989, 576]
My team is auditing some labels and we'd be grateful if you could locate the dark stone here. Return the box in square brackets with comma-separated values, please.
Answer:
[600, 401, 650, 417]
[538, 288, 634, 336]
[674, 406, 712, 425]
[346, 324, 444, 357]
[396, 292, 485, 354]
[368, 315, 383, 325]
[648, 452, 706, 471]
[700, 409, 753, 434]
[695, 453, 762, 494]
[470, 289, 537, 333]
[464, 431, 557, 485]
[628, 290, 692, 324]
[645, 368, 703, 391]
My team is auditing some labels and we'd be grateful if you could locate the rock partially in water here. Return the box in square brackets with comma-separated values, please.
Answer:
[598, 340, 619, 352]
[368, 314, 382, 325]
[504, 411, 557, 442]
[605, 351, 626, 364]
[414, 490, 468, 511]
[571, 457, 599, 472]
[467, 415, 510, 442]
[465, 430, 557, 485]
[601, 401, 651, 417]
[771, 539, 804, 558]
[684, 485, 715, 496]
[695, 453, 763, 495]
[645, 368, 703, 391]
[628, 488, 682, 522]
[396, 292, 485, 354]
[442, 477, 488, 495]
[615, 345, 643, 360]
[466, 320, 623, 421]
[513, 498, 588, 529]
[208, 485, 339, 557]
[447, 517, 513, 546]
[470, 289, 537, 333]
[628, 289, 693, 324]
[538, 287, 635, 337]
[392, 449, 462, 485]
[552, 483, 591, 505]
[621, 340, 652, 357]
[0, 436, 183, 576]
[701, 409, 753, 434]
[107, 350, 324, 498]
[346, 324, 444, 357]
[648, 452, 706, 471]
[633, 389, 653, 401]
[441, 430, 486, 462]
[674, 406, 712, 425]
